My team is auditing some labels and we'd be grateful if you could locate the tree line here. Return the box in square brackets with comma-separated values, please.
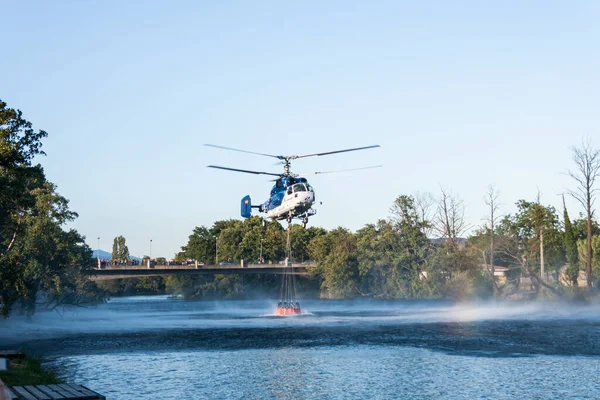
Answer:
[157, 183, 598, 301]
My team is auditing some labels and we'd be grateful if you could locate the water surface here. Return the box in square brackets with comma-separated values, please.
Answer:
[2, 297, 599, 399]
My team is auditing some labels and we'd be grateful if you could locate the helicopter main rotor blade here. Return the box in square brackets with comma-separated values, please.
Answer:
[311, 165, 383, 175]
[204, 144, 284, 160]
[207, 165, 282, 177]
[291, 145, 380, 160]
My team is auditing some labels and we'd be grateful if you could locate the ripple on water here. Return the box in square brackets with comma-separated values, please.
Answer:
[1, 298, 599, 399]
[46, 347, 600, 400]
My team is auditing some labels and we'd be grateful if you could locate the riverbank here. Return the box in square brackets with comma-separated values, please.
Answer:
[0, 354, 61, 386]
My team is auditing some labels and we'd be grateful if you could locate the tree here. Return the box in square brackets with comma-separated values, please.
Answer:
[531, 193, 548, 280]
[484, 186, 501, 292]
[576, 236, 600, 284]
[354, 196, 433, 298]
[1, 99, 47, 260]
[434, 189, 467, 253]
[563, 195, 579, 285]
[181, 226, 215, 264]
[211, 219, 245, 262]
[568, 139, 600, 286]
[111, 235, 130, 264]
[260, 220, 285, 262]
[289, 225, 325, 262]
[156, 257, 167, 265]
[577, 235, 600, 279]
[0, 99, 102, 317]
[392, 191, 434, 237]
[309, 227, 359, 298]
[497, 200, 564, 296]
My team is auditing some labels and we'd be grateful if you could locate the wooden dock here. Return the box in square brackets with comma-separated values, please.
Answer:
[3, 383, 105, 399]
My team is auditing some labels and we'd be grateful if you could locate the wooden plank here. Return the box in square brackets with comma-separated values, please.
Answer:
[65, 385, 103, 400]
[56, 385, 89, 399]
[3, 387, 18, 400]
[11, 386, 37, 400]
[46, 385, 77, 399]
[24, 386, 52, 400]
[36, 385, 65, 399]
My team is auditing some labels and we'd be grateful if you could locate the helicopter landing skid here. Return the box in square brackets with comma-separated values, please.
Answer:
[289, 209, 316, 228]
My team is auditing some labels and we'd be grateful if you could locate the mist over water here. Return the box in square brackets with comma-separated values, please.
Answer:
[2, 297, 600, 399]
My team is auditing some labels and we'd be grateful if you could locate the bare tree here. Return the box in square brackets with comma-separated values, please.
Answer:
[435, 188, 468, 252]
[535, 190, 545, 281]
[568, 140, 600, 287]
[484, 186, 501, 292]
[414, 191, 435, 237]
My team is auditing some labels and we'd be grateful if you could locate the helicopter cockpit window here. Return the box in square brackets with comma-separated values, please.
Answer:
[306, 184, 313, 192]
[293, 184, 307, 192]
[287, 187, 293, 195]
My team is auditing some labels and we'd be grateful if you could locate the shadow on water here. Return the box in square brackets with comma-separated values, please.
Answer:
[18, 320, 600, 359]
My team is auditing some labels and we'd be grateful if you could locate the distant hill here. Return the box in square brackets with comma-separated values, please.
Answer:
[92, 249, 111, 259]
[91, 250, 141, 261]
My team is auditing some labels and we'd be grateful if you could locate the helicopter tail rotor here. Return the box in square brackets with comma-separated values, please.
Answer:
[241, 195, 252, 218]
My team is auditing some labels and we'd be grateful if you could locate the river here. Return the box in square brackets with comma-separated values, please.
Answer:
[1, 296, 599, 399]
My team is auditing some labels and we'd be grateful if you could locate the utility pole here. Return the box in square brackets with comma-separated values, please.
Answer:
[260, 238, 263, 263]
[215, 236, 218, 265]
[149, 239, 153, 268]
[97, 237, 100, 269]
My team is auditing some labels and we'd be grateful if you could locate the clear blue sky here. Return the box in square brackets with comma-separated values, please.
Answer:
[2, 1, 599, 258]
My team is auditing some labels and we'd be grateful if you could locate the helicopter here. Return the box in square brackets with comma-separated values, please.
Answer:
[205, 144, 381, 227]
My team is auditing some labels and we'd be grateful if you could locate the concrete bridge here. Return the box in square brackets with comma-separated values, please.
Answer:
[85, 263, 311, 280]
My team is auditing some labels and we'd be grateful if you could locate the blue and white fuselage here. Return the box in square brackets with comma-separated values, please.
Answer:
[241, 177, 315, 222]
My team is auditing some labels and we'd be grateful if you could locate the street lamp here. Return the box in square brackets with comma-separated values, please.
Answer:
[150, 239, 153, 260]
[97, 237, 100, 268]
[214, 236, 218, 265]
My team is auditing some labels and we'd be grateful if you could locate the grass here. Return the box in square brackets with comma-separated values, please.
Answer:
[0, 357, 62, 386]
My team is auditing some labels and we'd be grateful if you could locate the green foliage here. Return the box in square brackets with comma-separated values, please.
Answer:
[309, 227, 360, 298]
[289, 225, 325, 262]
[169, 192, 585, 301]
[155, 257, 167, 265]
[571, 217, 600, 239]
[498, 200, 564, 274]
[0, 356, 61, 386]
[0, 99, 104, 317]
[111, 235, 130, 264]
[576, 235, 600, 280]
[215, 220, 244, 262]
[182, 225, 216, 263]
[563, 204, 579, 285]
[97, 277, 166, 296]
